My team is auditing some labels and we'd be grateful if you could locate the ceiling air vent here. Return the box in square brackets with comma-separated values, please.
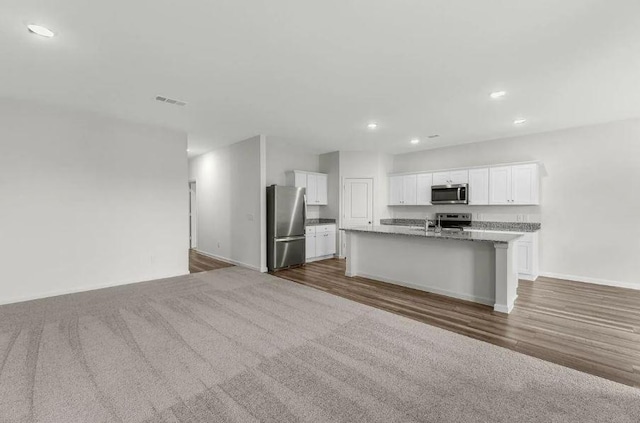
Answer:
[155, 95, 187, 107]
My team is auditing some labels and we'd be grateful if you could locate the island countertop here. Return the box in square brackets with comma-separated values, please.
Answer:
[341, 225, 522, 244]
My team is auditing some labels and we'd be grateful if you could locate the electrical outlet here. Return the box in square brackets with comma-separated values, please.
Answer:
[516, 214, 524, 222]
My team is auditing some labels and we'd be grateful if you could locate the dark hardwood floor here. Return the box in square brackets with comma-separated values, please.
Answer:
[274, 258, 640, 388]
[189, 249, 234, 273]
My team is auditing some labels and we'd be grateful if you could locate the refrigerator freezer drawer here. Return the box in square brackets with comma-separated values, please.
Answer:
[271, 236, 306, 270]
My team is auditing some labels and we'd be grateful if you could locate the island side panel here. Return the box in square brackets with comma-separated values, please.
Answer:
[345, 230, 359, 277]
[493, 240, 519, 314]
[344, 231, 496, 306]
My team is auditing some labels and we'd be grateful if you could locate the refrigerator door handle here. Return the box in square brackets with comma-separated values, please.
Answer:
[275, 236, 306, 242]
[303, 194, 307, 225]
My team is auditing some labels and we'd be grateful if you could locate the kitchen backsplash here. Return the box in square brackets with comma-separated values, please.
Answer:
[390, 210, 541, 223]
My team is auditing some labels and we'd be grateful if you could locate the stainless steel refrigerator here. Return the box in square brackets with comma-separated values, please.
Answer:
[267, 185, 306, 271]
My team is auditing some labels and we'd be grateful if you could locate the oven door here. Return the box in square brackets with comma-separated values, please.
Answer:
[431, 184, 468, 204]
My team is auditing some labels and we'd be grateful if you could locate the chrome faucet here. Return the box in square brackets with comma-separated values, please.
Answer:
[435, 216, 442, 234]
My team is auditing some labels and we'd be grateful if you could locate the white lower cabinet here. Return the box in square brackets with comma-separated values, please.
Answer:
[517, 241, 533, 275]
[464, 229, 539, 280]
[306, 224, 336, 262]
[305, 234, 316, 260]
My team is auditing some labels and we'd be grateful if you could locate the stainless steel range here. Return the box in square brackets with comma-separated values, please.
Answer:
[435, 213, 472, 232]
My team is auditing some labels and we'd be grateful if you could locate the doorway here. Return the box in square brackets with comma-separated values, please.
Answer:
[341, 177, 374, 255]
[189, 181, 197, 249]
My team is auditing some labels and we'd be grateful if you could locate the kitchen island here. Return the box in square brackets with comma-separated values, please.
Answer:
[342, 226, 522, 313]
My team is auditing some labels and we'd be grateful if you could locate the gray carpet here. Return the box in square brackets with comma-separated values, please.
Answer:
[0, 267, 638, 422]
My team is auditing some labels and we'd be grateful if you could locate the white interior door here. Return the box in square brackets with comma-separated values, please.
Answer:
[343, 178, 374, 227]
[189, 181, 197, 249]
[342, 178, 374, 257]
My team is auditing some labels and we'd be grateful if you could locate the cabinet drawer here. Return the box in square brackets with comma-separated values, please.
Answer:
[316, 224, 336, 233]
[305, 226, 316, 235]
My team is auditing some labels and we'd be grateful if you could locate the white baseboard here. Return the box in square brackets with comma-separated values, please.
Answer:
[0, 270, 190, 306]
[354, 271, 495, 307]
[194, 249, 262, 272]
[493, 302, 514, 314]
[519, 273, 539, 281]
[306, 254, 335, 263]
[538, 271, 640, 291]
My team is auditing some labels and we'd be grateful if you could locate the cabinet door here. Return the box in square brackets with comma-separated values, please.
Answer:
[315, 232, 327, 256]
[416, 173, 433, 205]
[315, 174, 328, 205]
[403, 175, 417, 205]
[489, 166, 512, 204]
[432, 172, 450, 186]
[325, 231, 336, 255]
[294, 172, 307, 189]
[512, 164, 538, 205]
[517, 241, 533, 274]
[389, 175, 404, 205]
[449, 170, 469, 184]
[305, 234, 316, 260]
[306, 174, 318, 204]
[468, 168, 489, 205]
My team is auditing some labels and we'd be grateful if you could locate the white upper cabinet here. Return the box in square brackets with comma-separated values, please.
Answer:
[511, 164, 539, 205]
[489, 164, 539, 205]
[287, 171, 328, 205]
[416, 173, 433, 205]
[306, 174, 318, 203]
[389, 174, 417, 205]
[432, 170, 468, 185]
[294, 172, 307, 188]
[468, 168, 489, 205]
[489, 166, 512, 205]
[389, 175, 404, 205]
[389, 162, 539, 207]
[432, 172, 450, 186]
[403, 174, 417, 205]
[450, 170, 469, 184]
[316, 173, 328, 205]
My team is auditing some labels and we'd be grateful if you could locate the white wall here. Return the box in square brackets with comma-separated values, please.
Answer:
[336, 151, 394, 256]
[319, 151, 340, 221]
[189, 135, 266, 271]
[265, 139, 321, 219]
[392, 118, 640, 289]
[0, 100, 189, 305]
[339, 151, 394, 226]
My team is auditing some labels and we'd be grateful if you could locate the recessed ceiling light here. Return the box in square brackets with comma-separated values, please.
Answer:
[27, 24, 55, 38]
[490, 91, 507, 99]
[367, 122, 378, 130]
[410, 139, 420, 145]
[513, 118, 527, 125]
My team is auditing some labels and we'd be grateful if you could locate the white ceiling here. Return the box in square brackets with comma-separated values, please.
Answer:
[3, 1, 640, 157]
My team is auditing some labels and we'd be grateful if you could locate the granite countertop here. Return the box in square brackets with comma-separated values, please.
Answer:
[306, 218, 337, 226]
[379, 218, 541, 233]
[341, 225, 522, 244]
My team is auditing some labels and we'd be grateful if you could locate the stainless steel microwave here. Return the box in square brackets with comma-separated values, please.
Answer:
[431, 184, 468, 204]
